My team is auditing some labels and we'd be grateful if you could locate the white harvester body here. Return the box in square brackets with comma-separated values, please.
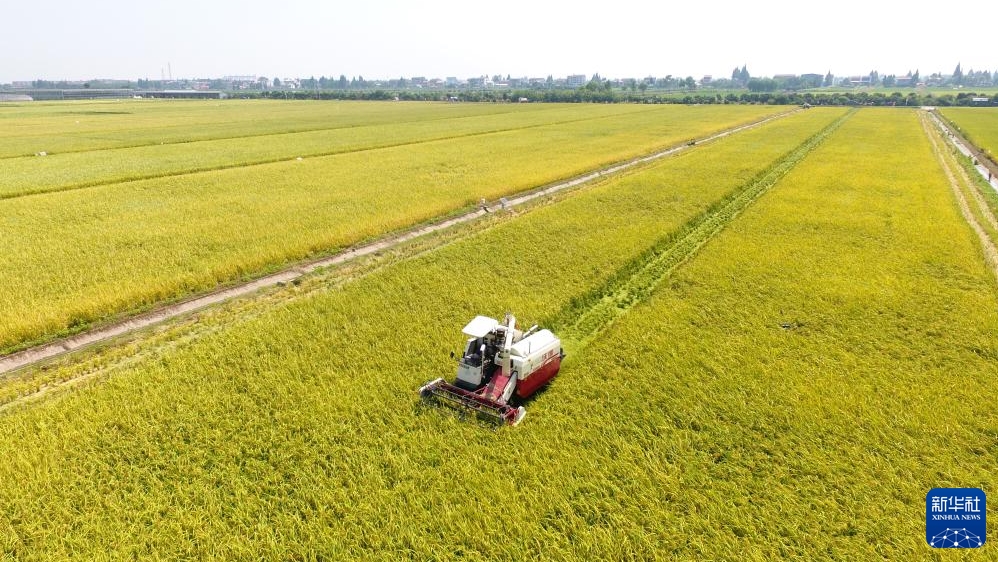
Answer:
[419, 313, 565, 425]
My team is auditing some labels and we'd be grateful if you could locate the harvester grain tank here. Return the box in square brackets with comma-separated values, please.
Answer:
[419, 313, 564, 426]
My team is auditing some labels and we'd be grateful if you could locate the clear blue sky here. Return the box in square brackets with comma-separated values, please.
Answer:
[2, 0, 995, 83]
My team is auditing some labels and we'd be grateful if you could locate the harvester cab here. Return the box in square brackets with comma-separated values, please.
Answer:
[420, 313, 564, 426]
[453, 315, 502, 390]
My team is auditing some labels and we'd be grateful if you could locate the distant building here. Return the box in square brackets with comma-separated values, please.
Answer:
[467, 76, 486, 88]
[701, 75, 713, 85]
[566, 74, 587, 87]
[445, 77, 459, 86]
[847, 75, 872, 86]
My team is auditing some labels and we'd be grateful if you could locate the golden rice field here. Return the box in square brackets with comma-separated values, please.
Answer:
[0, 99, 536, 157]
[1, 103, 661, 198]
[940, 107, 998, 159]
[0, 100, 784, 353]
[0, 101, 996, 560]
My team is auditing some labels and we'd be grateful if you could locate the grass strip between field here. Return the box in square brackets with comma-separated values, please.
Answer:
[552, 110, 854, 348]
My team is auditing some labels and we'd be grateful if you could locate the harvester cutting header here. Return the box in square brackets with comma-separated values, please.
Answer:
[419, 313, 564, 426]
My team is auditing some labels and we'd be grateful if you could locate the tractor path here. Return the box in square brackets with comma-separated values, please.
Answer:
[0, 110, 794, 376]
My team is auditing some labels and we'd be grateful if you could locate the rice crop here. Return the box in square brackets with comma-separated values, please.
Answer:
[0, 103, 665, 199]
[0, 103, 783, 352]
[0, 108, 849, 559]
[939, 106, 998, 162]
[0, 99, 542, 157]
[564, 108, 998, 558]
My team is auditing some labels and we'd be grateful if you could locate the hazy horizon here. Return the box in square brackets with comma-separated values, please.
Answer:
[3, 0, 996, 84]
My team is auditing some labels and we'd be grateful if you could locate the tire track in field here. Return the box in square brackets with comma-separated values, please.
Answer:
[0, 106, 676, 201]
[551, 110, 855, 348]
[0, 110, 795, 376]
[922, 112, 998, 280]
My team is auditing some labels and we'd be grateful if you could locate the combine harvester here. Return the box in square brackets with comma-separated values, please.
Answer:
[419, 314, 564, 426]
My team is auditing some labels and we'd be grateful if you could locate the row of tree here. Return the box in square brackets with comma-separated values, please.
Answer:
[242, 89, 996, 107]
[283, 64, 998, 92]
[18, 63, 998, 93]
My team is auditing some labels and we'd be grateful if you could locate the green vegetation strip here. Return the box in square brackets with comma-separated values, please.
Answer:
[553, 110, 853, 347]
[0, 110, 847, 559]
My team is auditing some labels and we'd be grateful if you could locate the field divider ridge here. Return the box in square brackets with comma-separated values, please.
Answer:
[551, 109, 855, 348]
[0, 110, 794, 376]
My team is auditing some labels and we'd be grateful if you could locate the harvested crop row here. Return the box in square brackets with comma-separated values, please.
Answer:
[0, 105, 784, 352]
[0, 109, 848, 559]
[548, 108, 998, 559]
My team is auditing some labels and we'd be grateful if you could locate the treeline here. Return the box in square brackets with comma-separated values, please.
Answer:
[246, 89, 997, 107]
